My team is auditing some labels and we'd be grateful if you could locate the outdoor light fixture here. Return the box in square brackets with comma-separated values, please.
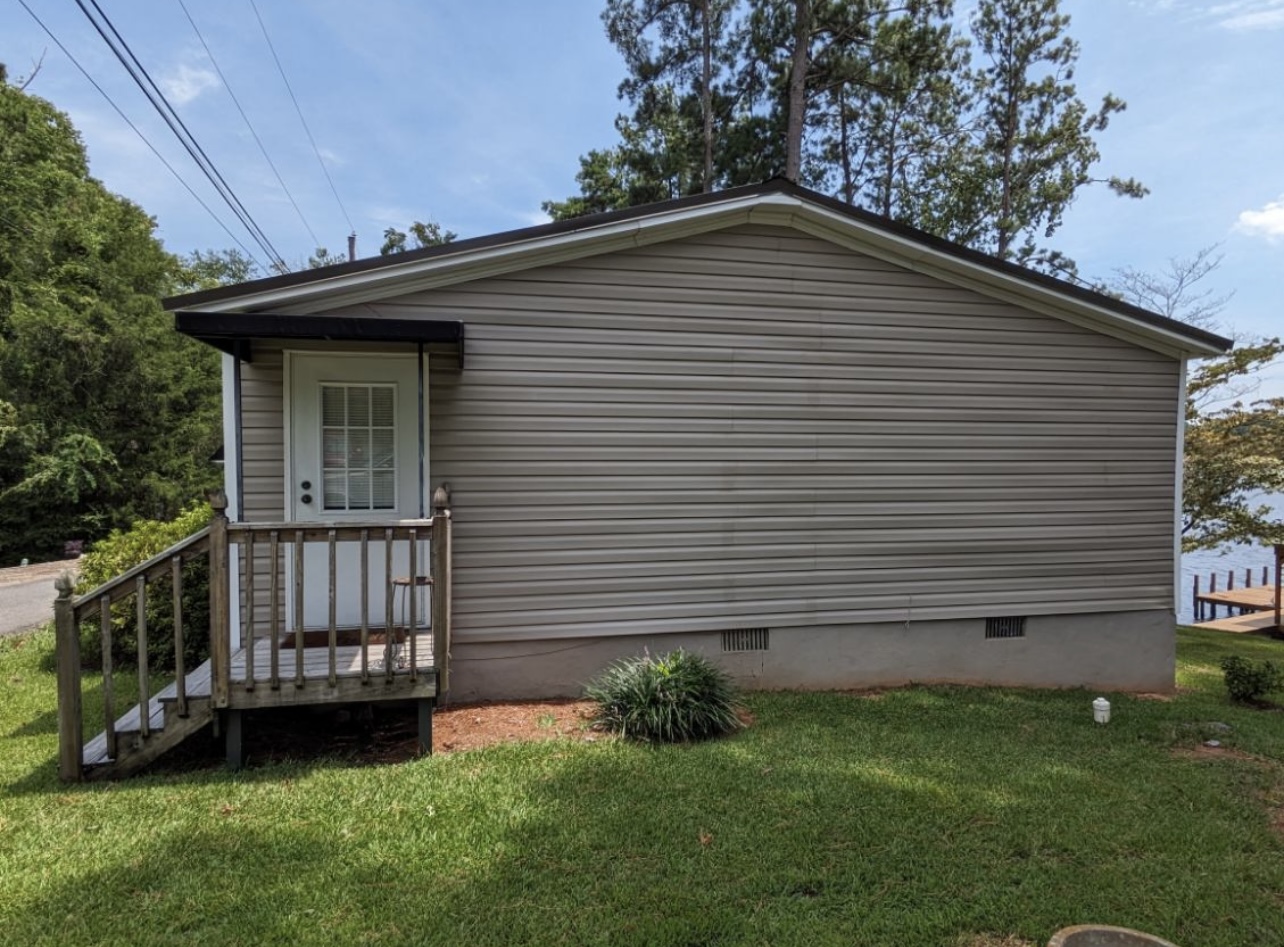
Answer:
[1092, 697, 1111, 724]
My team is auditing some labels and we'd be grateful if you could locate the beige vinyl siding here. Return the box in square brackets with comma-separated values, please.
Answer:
[226, 223, 1180, 643]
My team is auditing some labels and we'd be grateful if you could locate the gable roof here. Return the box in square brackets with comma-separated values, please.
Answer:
[167, 179, 1231, 358]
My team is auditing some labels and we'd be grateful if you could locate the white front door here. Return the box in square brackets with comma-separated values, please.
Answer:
[287, 352, 427, 630]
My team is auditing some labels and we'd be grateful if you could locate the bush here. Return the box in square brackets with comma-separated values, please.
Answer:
[76, 504, 211, 672]
[1220, 655, 1283, 703]
[585, 648, 744, 743]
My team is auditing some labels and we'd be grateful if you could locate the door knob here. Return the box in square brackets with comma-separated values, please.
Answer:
[301, 480, 312, 490]
[301, 493, 313, 505]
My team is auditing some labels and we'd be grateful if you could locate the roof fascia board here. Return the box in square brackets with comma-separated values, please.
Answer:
[194, 202, 763, 315]
[783, 201, 1224, 358]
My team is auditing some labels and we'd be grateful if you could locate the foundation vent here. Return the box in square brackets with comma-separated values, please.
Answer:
[721, 628, 770, 652]
[985, 616, 1026, 640]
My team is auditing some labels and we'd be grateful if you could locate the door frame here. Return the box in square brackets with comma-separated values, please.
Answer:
[281, 347, 431, 632]
[282, 348, 430, 524]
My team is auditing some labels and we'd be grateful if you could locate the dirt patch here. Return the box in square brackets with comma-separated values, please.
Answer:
[1171, 743, 1260, 763]
[1134, 688, 1193, 702]
[433, 699, 599, 753]
[954, 935, 1036, 947]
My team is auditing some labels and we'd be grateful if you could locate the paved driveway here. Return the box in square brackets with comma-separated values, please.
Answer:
[0, 562, 77, 637]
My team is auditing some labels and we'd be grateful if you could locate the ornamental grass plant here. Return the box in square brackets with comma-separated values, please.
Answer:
[584, 647, 744, 742]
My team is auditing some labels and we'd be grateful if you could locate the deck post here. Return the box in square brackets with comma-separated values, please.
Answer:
[54, 573, 83, 782]
[225, 710, 243, 770]
[1274, 545, 1282, 635]
[209, 491, 231, 709]
[417, 699, 434, 755]
[431, 484, 452, 701]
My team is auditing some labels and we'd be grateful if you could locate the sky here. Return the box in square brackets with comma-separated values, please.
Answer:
[2, 0, 1281, 392]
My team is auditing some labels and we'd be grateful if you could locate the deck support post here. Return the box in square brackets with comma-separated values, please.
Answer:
[209, 491, 231, 708]
[417, 699, 434, 755]
[431, 484, 452, 702]
[54, 573, 83, 782]
[225, 710, 243, 770]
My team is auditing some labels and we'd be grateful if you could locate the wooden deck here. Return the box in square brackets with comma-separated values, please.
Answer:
[82, 631, 436, 769]
[1193, 611, 1282, 635]
[1196, 585, 1277, 614]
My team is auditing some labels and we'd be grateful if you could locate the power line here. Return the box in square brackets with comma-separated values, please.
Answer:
[15, 0, 265, 270]
[249, 0, 356, 237]
[177, 0, 323, 250]
[74, 0, 290, 271]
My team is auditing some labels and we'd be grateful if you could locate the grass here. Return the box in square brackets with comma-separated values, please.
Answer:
[2, 627, 1284, 946]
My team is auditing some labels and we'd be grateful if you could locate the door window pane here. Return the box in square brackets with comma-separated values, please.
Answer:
[319, 383, 397, 511]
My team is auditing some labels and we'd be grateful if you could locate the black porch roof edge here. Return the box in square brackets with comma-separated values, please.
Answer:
[164, 179, 1231, 354]
[175, 311, 465, 363]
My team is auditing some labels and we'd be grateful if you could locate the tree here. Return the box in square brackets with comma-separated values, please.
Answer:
[380, 220, 457, 255]
[174, 248, 258, 293]
[1112, 244, 1232, 335]
[1108, 247, 1284, 552]
[1182, 339, 1284, 552]
[0, 69, 222, 564]
[940, 0, 1146, 271]
[605, 0, 739, 193]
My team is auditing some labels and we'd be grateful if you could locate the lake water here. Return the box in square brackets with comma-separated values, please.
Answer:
[1178, 494, 1283, 623]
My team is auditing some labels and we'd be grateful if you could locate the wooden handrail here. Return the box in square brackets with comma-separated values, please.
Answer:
[72, 528, 211, 617]
[55, 485, 456, 781]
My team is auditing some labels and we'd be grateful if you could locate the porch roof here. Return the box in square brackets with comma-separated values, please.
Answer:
[174, 311, 465, 364]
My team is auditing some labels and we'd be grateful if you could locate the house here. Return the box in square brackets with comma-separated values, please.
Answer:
[54, 180, 1232, 779]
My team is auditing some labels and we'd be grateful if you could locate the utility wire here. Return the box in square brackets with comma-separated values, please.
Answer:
[177, 0, 323, 250]
[74, 0, 290, 271]
[249, 0, 356, 237]
[15, 0, 265, 270]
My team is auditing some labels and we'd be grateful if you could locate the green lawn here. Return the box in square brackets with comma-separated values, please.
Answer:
[3, 627, 1284, 946]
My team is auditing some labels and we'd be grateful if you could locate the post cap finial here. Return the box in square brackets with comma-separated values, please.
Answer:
[433, 482, 451, 513]
[55, 571, 75, 596]
[208, 488, 229, 512]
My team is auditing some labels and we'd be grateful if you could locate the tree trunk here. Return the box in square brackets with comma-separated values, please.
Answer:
[701, 0, 714, 192]
[785, 0, 811, 183]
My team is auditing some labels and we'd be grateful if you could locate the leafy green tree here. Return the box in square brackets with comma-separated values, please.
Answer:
[1108, 246, 1283, 552]
[380, 220, 457, 255]
[940, 0, 1146, 270]
[0, 68, 221, 564]
[1183, 339, 1284, 551]
[174, 248, 258, 294]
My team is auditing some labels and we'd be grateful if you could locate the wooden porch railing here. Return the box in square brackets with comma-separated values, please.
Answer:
[55, 485, 454, 781]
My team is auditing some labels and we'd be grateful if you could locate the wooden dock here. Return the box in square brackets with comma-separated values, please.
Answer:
[1194, 611, 1282, 635]
[1191, 545, 1284, 636]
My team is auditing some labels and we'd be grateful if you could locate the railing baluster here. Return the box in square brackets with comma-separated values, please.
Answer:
[328, 529, 338, 687]
[171, 556, 187, 717]
[135, 576, 150, 738]
[294, 530, 305, 688]
[100, 596, 116, 760]
[360, 529, 370, 684]
[244, 531, 256, 691]
[269, 530, 280, 689]
[408, 529, 418, 683]
[384, 528, 394, 683]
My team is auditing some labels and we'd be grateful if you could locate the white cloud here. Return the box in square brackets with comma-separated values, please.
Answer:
[1235, 196, 1284, 241]
[1135, 0, 1284, 28]
[1208, 0, 1284, 28]
[159, 63, 219, 105]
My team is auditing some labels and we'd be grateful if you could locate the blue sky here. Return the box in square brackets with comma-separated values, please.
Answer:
[3, 0, 1281, 391]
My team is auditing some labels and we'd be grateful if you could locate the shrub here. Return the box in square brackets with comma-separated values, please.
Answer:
[1220, 655, 1283, 703]
[76, 503, 211, 672]
[585, 648, 744, 743]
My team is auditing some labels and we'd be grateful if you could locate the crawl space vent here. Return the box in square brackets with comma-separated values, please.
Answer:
[721, 628, 770, 652]
[985, 616, 1026, 639]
